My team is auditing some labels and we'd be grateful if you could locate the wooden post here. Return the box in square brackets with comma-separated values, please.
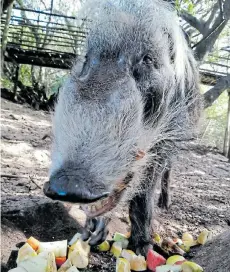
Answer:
[1, 0, 14, 72]
[223, 89, 230, 159]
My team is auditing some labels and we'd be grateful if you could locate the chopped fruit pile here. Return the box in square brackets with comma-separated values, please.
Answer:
[9, 230, 210, 272]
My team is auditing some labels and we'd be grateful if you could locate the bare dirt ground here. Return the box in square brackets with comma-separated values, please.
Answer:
[1, 98, 230, 271]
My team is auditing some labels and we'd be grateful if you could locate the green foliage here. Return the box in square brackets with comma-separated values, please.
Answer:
[200, 86, 228, 150]
[176, 0, 195, 14]
[19, 65, 32, 86]
[1, 77, 14, 89]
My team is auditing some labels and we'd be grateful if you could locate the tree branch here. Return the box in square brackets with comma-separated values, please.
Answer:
[180, 10, 205, 33]
[204, 74, 230, 108]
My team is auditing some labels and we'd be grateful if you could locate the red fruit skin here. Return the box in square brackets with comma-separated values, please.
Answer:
[55, 257, 67, 267]
[175, 260, 186, 265]
[147, 249, 166, 271]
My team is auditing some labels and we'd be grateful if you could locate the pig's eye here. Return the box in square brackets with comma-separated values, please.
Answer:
[143, 54, 159, 69]
[143, 54, 153, 65]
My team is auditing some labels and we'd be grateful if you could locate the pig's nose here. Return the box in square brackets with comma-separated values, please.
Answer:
[43, 175, 109, 203]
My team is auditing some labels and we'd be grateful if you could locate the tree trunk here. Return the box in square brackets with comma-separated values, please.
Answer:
[1, 0, 14, 71]
[223, 89, 230, 159]
[203, 75, 230, 108]
[191, 230, 230, 272]
[13, 64, 20, 100]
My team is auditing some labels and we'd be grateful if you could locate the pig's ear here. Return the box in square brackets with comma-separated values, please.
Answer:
[183, 52, 202, 123]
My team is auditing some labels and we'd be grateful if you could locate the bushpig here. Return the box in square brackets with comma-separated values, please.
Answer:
[44, 0, 201, 255]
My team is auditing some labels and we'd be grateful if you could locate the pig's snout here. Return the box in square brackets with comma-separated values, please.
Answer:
[43, 171, 109, 203]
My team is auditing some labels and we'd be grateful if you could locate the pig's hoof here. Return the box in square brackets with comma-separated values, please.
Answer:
[81, 217, 109, 246]
[136, 243, 153, 256]
[129, 239, 153, 256]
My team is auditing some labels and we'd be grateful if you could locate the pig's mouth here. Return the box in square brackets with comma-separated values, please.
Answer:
[81, 179, 129, 218]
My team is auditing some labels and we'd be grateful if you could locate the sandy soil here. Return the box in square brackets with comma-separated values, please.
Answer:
[1, 98, 230, 271]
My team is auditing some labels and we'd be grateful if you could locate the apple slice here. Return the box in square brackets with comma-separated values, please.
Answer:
[156, 265, 182, 272]
[147, 249, 166, 271]
[166, 255, 185, 265]
[181, 261, 203, 272]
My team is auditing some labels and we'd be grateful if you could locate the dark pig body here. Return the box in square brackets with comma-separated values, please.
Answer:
[44, 0, 202, 254]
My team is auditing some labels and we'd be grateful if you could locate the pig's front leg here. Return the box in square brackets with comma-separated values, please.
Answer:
[81, 217, 109, 245]
[129, 166, 157, 256]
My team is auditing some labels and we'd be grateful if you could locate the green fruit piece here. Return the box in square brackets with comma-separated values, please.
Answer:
[97, 241, 110, 252]
[166, 255, 185, 265]
[113, 232, 127, 242]
[182, 261, 203, 272]
[113, 232, 129, 249]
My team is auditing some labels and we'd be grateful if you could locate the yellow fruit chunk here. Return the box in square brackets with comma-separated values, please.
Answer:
[57, 259, 72, 272]
[130, 255, 147, 271]
[16, 243, 37, 264]
[27, 236, 40, 251]
[116, 258, 131, 272]
[68, 239, 90, 256]
[166, 255, 185, 265]
[182, 233, 194, 243]
[38, 240, 67, 257]
[68, 240, 90, 269]
[197, 230, 212, 245]
[46, 252, 57, 272]
[121, 249, 136, 261]
[110, 242, 123, 258]
[97, 241, 110, 252]
[182, 261, 203, 272]
[153, 233, 162, 244]
[179, 241, 191, 253]
[68, 248, 89, 269]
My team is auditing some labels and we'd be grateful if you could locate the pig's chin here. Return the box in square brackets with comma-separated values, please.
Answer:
[81, 181, 128, 218]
